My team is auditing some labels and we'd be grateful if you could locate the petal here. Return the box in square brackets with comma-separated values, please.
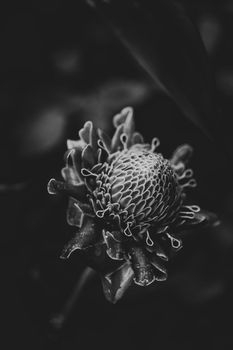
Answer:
[79, 121, 98, 152]
[97, 128, 112, 154]
[120, 195, 132, 209]
[60, 217, 100, 258]
[79, 121, 93, 144]
[82, 144, 96, 169]
[111, 124, 124, 152]
[146, 241, 169, 261]
[97, 147, 108, 164]
[64, 147, 84, 182]
[170, 144, 193, 165]
[47, 178, 87, 201]
[66, 197, 84, 228]
[113, 107, 131, 127]
[67, 139, 86, 150]
[150, 255, 168, 281]
[61, 165, 80, 185]
[111, 183, 124, 201]
[101, 262, 134, 303]
[89, 122, 98, 152]
[103, 230, 125, 261]
[131, 131, 144, 145]
[122, 107, 135, 147]
[129, 246, 155, 286]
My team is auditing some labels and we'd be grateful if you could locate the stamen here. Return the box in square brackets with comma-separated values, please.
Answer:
[181, 178, 197, 188]
[166, 233, 182, 249]
[179, 212, 195, 219]
[124, 222, 133, 236]
[185, 205, 200, 213]
[96, 207, 109, 218]
[179, 168, 193, 180]
[146, 231, 154, 246]
[81, 168, 98, 177]
[120, 133, 128, 150]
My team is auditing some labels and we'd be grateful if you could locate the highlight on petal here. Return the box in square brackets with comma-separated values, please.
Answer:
[150, 256, 168, 282]
[79, 121, 93, 144]
[101, 262, 134, 304]
[113, 106, 133, 127]
[170, 144, 193, 166]
[97, 129, 112, 154]
[82, 144, 96, 169]
[103, 230, 125, 260]
[60, 217, 99, 259]
[64, 147, 84, 183]
[67, 139, 86, 150]
[111, 123, 124, 152]
[66, 197, 84, 228]
[61, 167, 78, 186]
[131, 131, 144, 145]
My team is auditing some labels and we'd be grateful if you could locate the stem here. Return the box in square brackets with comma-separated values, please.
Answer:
[50, 267, 96, 331]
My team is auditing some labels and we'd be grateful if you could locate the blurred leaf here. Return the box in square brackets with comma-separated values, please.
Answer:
[87, 0, 223, 147]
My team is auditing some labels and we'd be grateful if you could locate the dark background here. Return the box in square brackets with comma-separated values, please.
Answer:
[2, 0, 233, 349]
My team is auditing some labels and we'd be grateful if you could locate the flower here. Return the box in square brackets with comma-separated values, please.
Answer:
[48, 107, 217, 303]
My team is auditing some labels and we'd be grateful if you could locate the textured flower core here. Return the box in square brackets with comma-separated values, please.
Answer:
[48, 107, 216, 303]
[88, 148, 182, 240]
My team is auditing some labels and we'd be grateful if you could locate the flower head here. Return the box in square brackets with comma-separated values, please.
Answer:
[48, 107, 217, 303]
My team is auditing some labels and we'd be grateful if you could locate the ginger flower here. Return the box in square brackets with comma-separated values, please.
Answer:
[48, 107, 217, 303]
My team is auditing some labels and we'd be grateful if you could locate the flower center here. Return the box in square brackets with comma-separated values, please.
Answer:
[91, 147, 183, 236]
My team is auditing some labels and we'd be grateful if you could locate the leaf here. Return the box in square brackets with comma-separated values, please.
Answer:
[87, 0, 220, 144]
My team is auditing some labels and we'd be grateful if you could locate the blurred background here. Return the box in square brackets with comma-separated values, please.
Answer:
[2, 0, 233, 349]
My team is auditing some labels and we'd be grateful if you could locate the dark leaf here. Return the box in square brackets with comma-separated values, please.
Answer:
[87, 0, 224, 150]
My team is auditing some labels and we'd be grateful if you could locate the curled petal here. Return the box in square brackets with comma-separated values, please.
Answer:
[79, 121, 98, 151]
[131, 131, 144, 145]
[97, 129, 112, 154]
[65, 147, 84, 182]
[47, 178, 63, 195]
[47, 178, 87, 201]
[82, 144, 96, 169]
[97, 147, 108, 164]
[122, 107, 135, 147]
[111, 124, 124, 152]
[61, 165, 81, 186]
[79, 121, 92, 144]
[101, 262, 134, 304]
[170, 144, 193, 166]
[103, 230, 125, 260]
[113, 107, 132, 127]
[146, 241, 169, 261]
[67, 197, 84, 228]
